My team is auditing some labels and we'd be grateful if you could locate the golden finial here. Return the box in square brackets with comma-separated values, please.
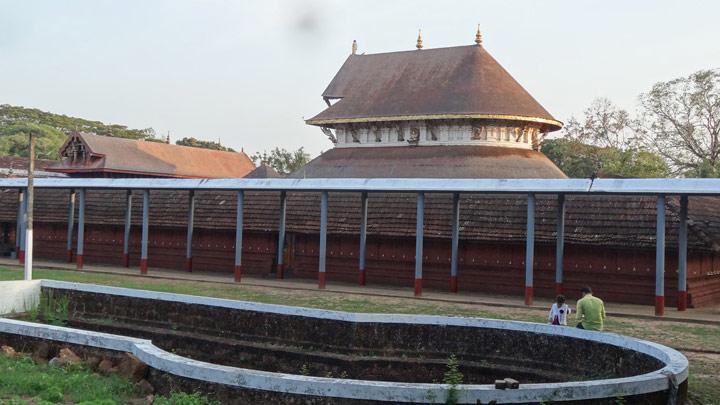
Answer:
[416, 29, 423, 50]
[475, 24, 482, 45]
[351, 39, 357, 55]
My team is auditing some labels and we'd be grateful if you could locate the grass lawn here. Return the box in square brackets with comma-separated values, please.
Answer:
[1, 266, 718, 404]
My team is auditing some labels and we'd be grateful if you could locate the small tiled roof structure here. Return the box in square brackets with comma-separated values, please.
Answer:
[291, 145, 567, 179]
[244, 164, 283, 179]
[306, 45, 562, 132]
[47, 132, 255, 178]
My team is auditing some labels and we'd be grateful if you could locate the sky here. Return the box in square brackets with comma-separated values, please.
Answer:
[1, 0, 719, 158]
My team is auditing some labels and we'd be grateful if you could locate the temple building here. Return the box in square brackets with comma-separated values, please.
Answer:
[297, 30, 564, 179]
[46, 132, 256, 178]
[1, 31, 718, 307]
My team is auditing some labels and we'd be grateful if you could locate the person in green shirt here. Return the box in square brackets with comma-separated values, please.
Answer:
[575, 286, 606, 331]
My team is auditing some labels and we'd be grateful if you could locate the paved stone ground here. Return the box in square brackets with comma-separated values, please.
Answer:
[2, 258, 717, 325]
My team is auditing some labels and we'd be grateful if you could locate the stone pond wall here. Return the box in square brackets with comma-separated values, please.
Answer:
[0, 280, 689, 404]
[47, 286, 664, 385]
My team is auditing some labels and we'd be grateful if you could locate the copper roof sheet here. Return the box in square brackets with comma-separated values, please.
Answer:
[47, 133, 255, 178]
[307, 45, 561, 130]
[291, 145, 567, 179]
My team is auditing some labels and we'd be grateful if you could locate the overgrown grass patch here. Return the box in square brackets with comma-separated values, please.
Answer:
[0, 354, 137, 403]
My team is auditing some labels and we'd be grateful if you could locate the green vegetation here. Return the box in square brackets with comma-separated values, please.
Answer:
[442, 354, 463, 405]
[0, 266, 718, 403]
[251, 146, 311, 175]
[0, 104, 157, 159]
[153, 391, 219, 405]
[27, 289, 69, 326]
[0, 354, 138, 403]
[551, 69, 720, 178]
[542, 138, 669, 179]
[0, 353, 219, 404]
[175, 137, 235, 152]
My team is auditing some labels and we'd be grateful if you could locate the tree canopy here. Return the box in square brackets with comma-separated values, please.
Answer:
[548, 68, 720, 179]
[542, 138, 669, 178]
[251, 147, 311, 175]
[175, 137, 235, 152]
[637, 69, 720, 176]
[0, 104, 158, 159]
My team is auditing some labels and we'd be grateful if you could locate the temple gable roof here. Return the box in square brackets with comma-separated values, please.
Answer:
[47, 132, 255, 178]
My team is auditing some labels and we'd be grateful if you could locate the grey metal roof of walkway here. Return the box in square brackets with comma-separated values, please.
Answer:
[1, 177, 720, 195]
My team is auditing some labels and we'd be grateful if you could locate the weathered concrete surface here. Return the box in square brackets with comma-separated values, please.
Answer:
[0, 280, 40, 315]
[0, 280, 690, 403]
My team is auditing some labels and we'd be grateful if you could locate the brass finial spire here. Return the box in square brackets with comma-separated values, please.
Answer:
[351, 39, 357, 55]
[416, 29, 423, 49]
[475, 24, 482, 45]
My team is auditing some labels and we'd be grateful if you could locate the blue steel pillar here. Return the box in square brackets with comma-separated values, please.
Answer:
[655, 194, 666, 316]
[414, 192, 424, 296]
[358, 192, 368, 286]
[276, 191, 286, 279]
[122, 191, 132, 267]
[66, 190, 76, 263]
[319, 191, 328, 289]
[76, 189, 86, 270]
[450, 193, 460, 293]
[185, 190, 195, 272]
[140, 190, 149, 274]
[555, 194, 566, 295]
[677, 195, 688, 311]
[234, 191, 244, 282]
[525, 193, 536, 306]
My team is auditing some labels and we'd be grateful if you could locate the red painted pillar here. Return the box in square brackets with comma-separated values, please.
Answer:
[677, 291, 687, 312]
[319, 272, 327, 289]
[655, 296, 665, 317]
[185, 257, 193, 273]
[525, 287, 534, 306]
[140, 259, 148, 275]
[234, 265, 242, 283]
[123, 254, 130, 268]
[555, 283, 563, 296]
[276, 264, 284, 280]
[414, 279, 422, 297]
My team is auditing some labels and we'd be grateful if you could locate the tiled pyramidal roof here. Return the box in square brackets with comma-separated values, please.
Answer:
[307, 44, 561, 130]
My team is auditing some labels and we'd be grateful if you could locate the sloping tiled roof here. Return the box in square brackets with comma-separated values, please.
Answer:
[307, 45, 562, 131]
[0, 156, 57, 172]
[1, 188, 718, 252]
[47, 133, 255, 178]
[0, 156, 65, 178]
[291, 145, 567, 179]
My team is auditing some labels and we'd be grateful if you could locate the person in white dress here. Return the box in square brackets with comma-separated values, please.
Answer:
[548, 295, 571, 326]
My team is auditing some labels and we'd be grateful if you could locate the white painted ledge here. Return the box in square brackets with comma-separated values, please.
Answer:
[0, 280, 41, 316]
